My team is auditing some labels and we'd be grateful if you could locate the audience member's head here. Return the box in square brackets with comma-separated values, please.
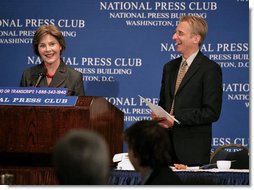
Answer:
[123, 120, 173, 171]
[53, 129, 110, 185]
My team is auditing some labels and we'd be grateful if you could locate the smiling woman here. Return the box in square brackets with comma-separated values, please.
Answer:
[19, 25, 85, 96]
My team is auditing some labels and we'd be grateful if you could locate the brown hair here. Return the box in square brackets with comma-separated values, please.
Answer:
[32, 25, 66, 56]
[180, 15, 208, 46]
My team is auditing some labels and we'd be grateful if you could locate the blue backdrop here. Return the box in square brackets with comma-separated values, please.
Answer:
[0, 0, 249, 153]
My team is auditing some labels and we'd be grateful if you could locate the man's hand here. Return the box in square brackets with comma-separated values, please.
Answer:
[174, 163, 187, 170]
[151, 112, 174, 128]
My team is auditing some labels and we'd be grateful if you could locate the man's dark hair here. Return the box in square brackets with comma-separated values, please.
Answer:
[53, 129, 110, 185]
[124, 120, 173, 168]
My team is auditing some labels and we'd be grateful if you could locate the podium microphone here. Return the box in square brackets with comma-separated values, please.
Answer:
[34, 73, 45, 87]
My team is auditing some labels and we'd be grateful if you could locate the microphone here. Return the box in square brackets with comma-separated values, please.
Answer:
[34, 73, 45, 87]
[66, 89, 75, 96]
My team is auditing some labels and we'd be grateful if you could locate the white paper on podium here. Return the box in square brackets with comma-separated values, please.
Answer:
[139, 95, 180, 124]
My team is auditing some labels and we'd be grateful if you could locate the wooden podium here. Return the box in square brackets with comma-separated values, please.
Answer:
[0, 96, 124, 185]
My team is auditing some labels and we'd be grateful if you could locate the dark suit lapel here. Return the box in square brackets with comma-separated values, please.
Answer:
[49, 61, 67, 87]
[176, 52, 203, 94]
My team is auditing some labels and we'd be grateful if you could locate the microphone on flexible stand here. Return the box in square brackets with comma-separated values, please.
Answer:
[66, 89, 75, 96]
[34, 73, 45, 87]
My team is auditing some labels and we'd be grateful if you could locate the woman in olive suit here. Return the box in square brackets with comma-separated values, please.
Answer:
[20, 25, 85, 96]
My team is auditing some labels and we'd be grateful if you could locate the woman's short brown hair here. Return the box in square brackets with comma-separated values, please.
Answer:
[32, 25, 66, 56]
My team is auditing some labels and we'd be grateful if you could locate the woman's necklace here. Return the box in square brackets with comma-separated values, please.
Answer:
[44, 64, 56, 79]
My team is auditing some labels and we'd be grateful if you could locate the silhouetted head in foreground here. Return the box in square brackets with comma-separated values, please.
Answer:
[53, 129, 110, 185]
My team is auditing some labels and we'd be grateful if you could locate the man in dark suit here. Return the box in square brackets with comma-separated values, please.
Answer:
[152, 15, 223, 166]
[123, 120, 182, 185]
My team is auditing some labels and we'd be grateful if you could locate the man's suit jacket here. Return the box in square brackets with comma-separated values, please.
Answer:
[144, 167, 182, 185]
[159, 51, 223, 166]
[20, 60, 85, 96]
